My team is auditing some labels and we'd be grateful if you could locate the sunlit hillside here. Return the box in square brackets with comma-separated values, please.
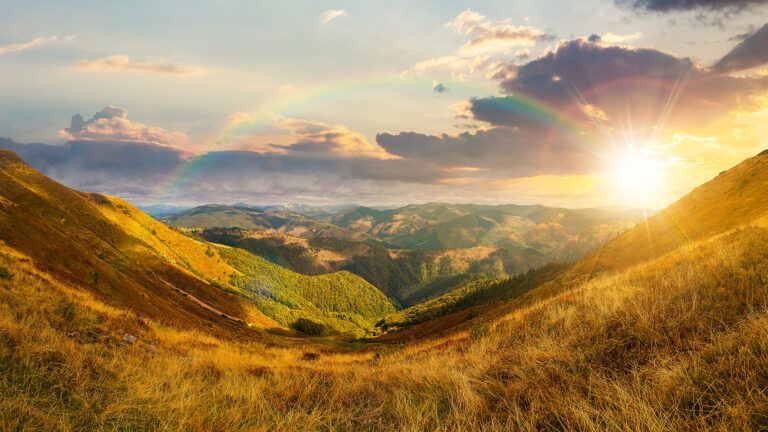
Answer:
[0, 147, 767, 430]
[3, 205, 768, 430]
[573, 151, 768, 275]
[0, 150, 393, 337]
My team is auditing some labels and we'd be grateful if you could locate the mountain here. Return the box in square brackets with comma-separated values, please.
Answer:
[168, 202, 645, 305]
[257, 203, 359, 218]
[329, 202, 647, 254]
[0, 150, 393, 337]
[139, 203, 193, 218]
[375, 150, 768, 341]
[573, 150, 768, 275]
[163, 204, 369, 241]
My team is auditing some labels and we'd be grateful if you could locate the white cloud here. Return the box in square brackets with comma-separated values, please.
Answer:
[322, 9, 347, 23]
[58, 106, 189, 147]
[599, 32, 643, 44]
[78, 55, 204, 75]
[0, 35, 69, 55]
[409, 10, 551, 78]
[446, 9, 552, 54]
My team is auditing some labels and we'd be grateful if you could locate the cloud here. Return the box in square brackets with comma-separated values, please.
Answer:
[432, 82, 448, 93]
[0, 35, 68, 55]
[598, 32, 643, 44]
[78, 55, 203, 75]
[409, 10, 551, 78]
[322, 9, 347, 23]
[470, 37, 768, 142]
[712, 23, 768, 73]
[446, 9, 553, 54]
[269, 118, 393, 159]
[0, 135, 448, 205]
[223, 113, 393, 159]
[514, 49, 531, 61]
[382, 35, 768, 199]
[615, 0, 768, 12]
[377, 124, 600, 177]
[58, 106, 189, 147]
[0, 137, 185, 198]
[411, 54, 494, 77]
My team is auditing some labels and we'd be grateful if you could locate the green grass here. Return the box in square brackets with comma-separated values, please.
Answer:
[377, 262, 569, 332]
[396, 273, 479, 307]
[220, 247, 395, 337]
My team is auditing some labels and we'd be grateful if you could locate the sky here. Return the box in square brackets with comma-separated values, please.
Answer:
[1, 0, 767, 210]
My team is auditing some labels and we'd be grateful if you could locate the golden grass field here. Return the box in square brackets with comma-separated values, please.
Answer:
[2, 221, 767, 431]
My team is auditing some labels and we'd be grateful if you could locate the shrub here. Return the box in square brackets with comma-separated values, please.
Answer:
[0, 266, 12, 281]
[292, 318, 328, 336]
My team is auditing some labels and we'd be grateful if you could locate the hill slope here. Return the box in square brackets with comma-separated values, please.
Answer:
[0, 150, 393, 337]
[2, 195, 768, 430]
[573, 151, 768, 275]
[376, 150, 768, 342]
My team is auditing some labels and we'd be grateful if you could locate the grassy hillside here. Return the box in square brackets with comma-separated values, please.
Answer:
[0, 150, 394, 337]
[3, 149, 768, 430]
[220, 247, 394, 337]
[0, 149, 261, 337]
[375, 263, 569, 335]
[574, 151, 768, 274]
[2, 215, 768, 430]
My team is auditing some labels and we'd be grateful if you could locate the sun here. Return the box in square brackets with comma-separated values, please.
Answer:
[607, 149, 664, 208]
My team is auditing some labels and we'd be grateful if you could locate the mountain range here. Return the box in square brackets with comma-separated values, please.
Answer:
[162, 200, 648, 306]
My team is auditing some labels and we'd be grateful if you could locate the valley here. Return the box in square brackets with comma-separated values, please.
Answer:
[2, 148, 768, 430]
[162, 200, 646, 311]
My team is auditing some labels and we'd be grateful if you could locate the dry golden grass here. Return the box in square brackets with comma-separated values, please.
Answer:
[2, 221, 768, 431]
[95, 195, 242, 287]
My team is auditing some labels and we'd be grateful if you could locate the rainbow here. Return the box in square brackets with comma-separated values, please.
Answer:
[216, 75, 499, 141]
[150, 74, 595, 204]
[469, 93, 586, 133]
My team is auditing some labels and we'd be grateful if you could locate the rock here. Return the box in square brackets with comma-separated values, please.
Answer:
[122, 333, 137, 344]
[146, 344, 157, 353]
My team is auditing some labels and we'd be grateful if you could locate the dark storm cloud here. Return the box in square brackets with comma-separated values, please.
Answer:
[615, 0, 768, 12]
[377, 125, 600, 177]
[0, 138, 185, 196]
[470, 38, 768, 134]
[712, 23, 768, 73]
[0, 137, 448, 203]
